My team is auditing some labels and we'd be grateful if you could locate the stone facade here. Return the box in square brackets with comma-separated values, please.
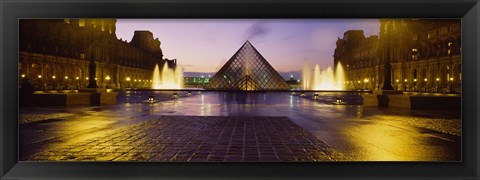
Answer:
[19, 19, 176, 90]
[334, 19, 461, 93]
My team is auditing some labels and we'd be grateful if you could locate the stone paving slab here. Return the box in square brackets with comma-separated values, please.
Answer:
[22, 116, 342, 162]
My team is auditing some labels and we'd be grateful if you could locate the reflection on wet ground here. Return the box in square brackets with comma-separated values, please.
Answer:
[20, 91, 461, 161]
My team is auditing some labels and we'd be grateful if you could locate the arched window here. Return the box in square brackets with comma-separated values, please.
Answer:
[79, 19, 85, 27]
[431, 68, 438, 82]
[30, 63, 39, 78]
[445, 65, 450, 82]
[44, 65, 52, 81]
[435, 41, 443, 57]
[413, 69, 417, 79]
[459, 64, 462, 81]
[421, 68, 427, 82]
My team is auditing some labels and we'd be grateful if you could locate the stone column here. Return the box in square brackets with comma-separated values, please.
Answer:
[87, 58, 98, 88]
[382, 35, 394, 90]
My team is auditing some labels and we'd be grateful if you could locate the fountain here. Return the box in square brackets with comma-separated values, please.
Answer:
[302, 62, 345, 90]
[152, 63, 183, 89]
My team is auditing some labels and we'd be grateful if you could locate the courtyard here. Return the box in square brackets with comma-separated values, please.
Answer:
[20, 91, 461, 161]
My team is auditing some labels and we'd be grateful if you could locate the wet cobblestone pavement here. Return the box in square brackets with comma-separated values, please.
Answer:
[20, 91, 461, 161]
[22, 116, 339, 162]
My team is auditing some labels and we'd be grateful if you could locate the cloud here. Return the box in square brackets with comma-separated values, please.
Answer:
[178, 64, 196, 72]
[179, 64, 195, 67]
[244, 22, 270, 40]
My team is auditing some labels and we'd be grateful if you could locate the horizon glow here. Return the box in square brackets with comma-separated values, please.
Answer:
[115, 19, 380, 73]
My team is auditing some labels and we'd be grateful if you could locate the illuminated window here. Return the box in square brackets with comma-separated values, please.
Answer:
[411, 48, 418, 60]
[80, 53, 85, 59]
[79, 19, 85, 27]
[64, 19, 70, 24]
[101, 21, 105, 32]
[427, 33, 431, 39]
[459, 65, 462, 81]
[109, 24, 112, 34]
[91, 21, 96, 28]
[447, 42, 453, 55]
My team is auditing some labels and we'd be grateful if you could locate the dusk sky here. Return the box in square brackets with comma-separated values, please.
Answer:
[116, 19, 380, 74]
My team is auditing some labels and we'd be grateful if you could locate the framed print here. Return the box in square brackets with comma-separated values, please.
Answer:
[1, 0, 479, 179]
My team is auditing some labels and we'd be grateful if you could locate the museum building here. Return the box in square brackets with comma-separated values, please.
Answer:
[334, 19, 461, 93]
[19, 19, 176, 90]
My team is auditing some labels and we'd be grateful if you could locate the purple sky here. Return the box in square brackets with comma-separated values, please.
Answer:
[116, 19, 380, 73]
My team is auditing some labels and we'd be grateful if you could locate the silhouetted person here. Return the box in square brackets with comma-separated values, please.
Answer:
[20, 78, 35, 106]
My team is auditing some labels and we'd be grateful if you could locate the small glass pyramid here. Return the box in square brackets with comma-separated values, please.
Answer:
[204, 41, 291, 91]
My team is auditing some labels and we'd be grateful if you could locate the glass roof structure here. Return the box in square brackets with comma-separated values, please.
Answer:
[204, 41, 291, 91]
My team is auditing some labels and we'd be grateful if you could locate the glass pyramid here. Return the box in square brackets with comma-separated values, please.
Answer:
[204, 41, 291, 91]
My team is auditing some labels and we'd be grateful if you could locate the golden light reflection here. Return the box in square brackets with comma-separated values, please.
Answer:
[342, 114, 430, 161]
[37, 117, 116, 160]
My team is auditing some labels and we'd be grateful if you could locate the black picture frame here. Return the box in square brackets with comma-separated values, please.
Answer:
[1, 0, 479, 179]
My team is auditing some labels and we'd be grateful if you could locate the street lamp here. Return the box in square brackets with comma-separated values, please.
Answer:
[364, 78, 369, 90]
[105, 76, 111, 88]
[424, 78, 428, 92]
[75, 77, 79, 89]
[125, 77, 131, 88]
[413, 79, 417, 92]
[38, 75, 42, 90]
[65, 76, 69, 89]
[436, 78, 440, 93]
[52, 76, 56, 90]
[450, 77, 454, 93]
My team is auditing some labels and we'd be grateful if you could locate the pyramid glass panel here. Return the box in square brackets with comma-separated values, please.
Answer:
[204, 41, 291, 91]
